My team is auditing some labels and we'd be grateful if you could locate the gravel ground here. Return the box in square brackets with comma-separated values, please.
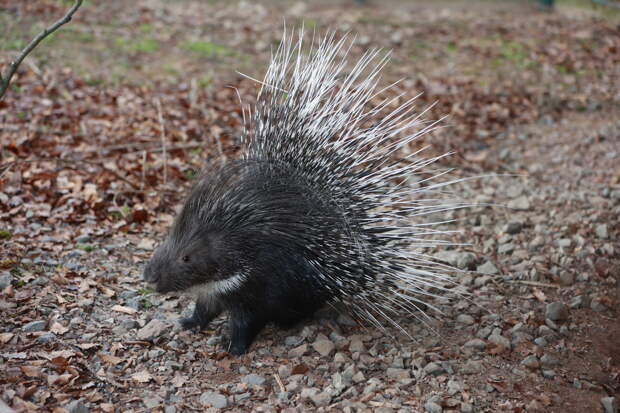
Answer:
[1, 1, 619, 412]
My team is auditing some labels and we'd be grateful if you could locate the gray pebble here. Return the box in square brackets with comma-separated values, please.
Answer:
[591, 297, 608, 312]
[505, 221, 523, 234]
[164, 406, 177, 413]
[457, 252, 476, 270]
[595, 224, 609, 239]
[540, 354, 560, 368]
[460, 402, 474, 413]
[312, 338, 335, 357]
[284, 335, 303, 346]
[424, 362, 445, 376]
[36, 333, 56, 343]
[199, 391, 228, 409]
[424, 400, 443, 413]
[601, 396, 618, 413]
[534, 337, 547, 347]
[488, 334, 511, 349]
[75, 234, 91, 243]
[507, 196, 530, 211]
[477, 261, 499, 275]
[464, 338, 487, 350]
[65, 399, 89, 413]
[456, 314, 475, 325]
[498, 243, 515, 255]
[310, 391, 332, 407]
[545, 302, 569, 321]
[520, 355, 540, 369]
[541, 369, 556, 379]
[137, 319, 168, 341]
[386, 368, 410, 380]
[0, 272, 13, 289]
[22, 320, 47, 332]
[461, 360, 483, 374]
[241, 373, 266, 386]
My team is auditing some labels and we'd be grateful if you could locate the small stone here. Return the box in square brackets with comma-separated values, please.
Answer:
[144, 397, 163, 409]
[456, 314, 475, 325]
[137, 319, 168, 341]
[0, 271, 13, 289]
[477, 261, 499, 275]
[310, 391, 332, 407]
[541, 369, 556, 379]
[559, 272, 574, 286]
[464, 338, 487, 350]
[521, 355, 540, 369]
[312, 339, 335, 357]
[164, 406, 177, 413]
[199, 392, 228, 409]
[456, 252, 476, 270]
[289, 344, 307, 357]
[284, 336, 303, 346]
[601, 396, 618, 413]
[591, 297, 608, 312]
[386, 368, 410, 380]
[424, 401, 443, 413]
[505, 221, 523, 234]
[461, 360, 483, 374]
[300, 388, 319, 399]
[36, 333, 56, 343]
[507, 196, 530, 211]
[569, 295, 589, 309]
[540, 354, 560, 368]
[349, 337, 365, 353]
[545, 302, 569, 322]
[22, 320, 47, 332]
[534, 337, 547, 347]
[557, 238, 572, 248]
[488, 334, 511, 349]
[75, 234, 91, 243]
[497, 243, 515, 254]
[424, 362, 445, 376]
[460, 402, 474, 413]
[241, 374, 266, 386]
[596, 224, 609, 239]
[65, 399, 89, 413]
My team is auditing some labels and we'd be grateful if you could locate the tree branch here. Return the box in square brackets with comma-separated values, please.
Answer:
[0, 0, 83, 99]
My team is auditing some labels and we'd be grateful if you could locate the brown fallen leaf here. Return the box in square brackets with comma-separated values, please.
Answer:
[50, 321, 69, 335]
[0, 332, 14, 343]
[131, 369, 153, 383]
[99, 353, 123, 365]
[21, 365, 43, 378]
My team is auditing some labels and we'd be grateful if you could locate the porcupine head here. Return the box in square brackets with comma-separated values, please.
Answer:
[143, 30, 466, 355]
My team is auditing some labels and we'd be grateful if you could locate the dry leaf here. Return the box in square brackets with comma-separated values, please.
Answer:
[50, 321, 69, 335]
[131, 370, 152, 383]
[0, 332, 14, 343]
[111, 305, 137, 314]
[99, 353, 123, 365]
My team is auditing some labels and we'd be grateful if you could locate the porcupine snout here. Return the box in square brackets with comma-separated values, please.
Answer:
[143, 258, 160, 285]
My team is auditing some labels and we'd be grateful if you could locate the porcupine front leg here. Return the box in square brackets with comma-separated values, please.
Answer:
[180, 295, 223, 330]
[227, 309, 268, 355]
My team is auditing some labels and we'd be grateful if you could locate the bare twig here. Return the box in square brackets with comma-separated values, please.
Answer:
[155, 97, 168, 185]
[0, 0, 83, 99]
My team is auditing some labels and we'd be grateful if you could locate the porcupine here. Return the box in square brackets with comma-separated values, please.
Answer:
[143, 31, 466, 355]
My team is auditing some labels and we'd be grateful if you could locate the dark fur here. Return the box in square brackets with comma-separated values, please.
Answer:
[144, 160, 361, 354]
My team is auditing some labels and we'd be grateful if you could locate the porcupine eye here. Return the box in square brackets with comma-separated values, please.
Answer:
[181, 255, 190, 263]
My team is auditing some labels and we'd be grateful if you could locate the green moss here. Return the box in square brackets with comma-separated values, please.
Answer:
[0, 229, 11, 240]
[116, 37, 160, 52]
[182, 40, 235, 58]
[76, 243, 96, 252]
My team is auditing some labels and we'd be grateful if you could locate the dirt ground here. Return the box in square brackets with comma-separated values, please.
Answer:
[1, 0, 619, 412]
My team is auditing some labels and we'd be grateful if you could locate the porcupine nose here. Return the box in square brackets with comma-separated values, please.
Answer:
[143, 261, 160, 284]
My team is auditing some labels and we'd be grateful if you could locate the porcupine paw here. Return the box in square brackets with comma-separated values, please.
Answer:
[179, 315, 202, 330]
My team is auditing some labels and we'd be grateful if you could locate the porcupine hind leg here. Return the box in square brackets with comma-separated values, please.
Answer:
[180, 294, 223, 331]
